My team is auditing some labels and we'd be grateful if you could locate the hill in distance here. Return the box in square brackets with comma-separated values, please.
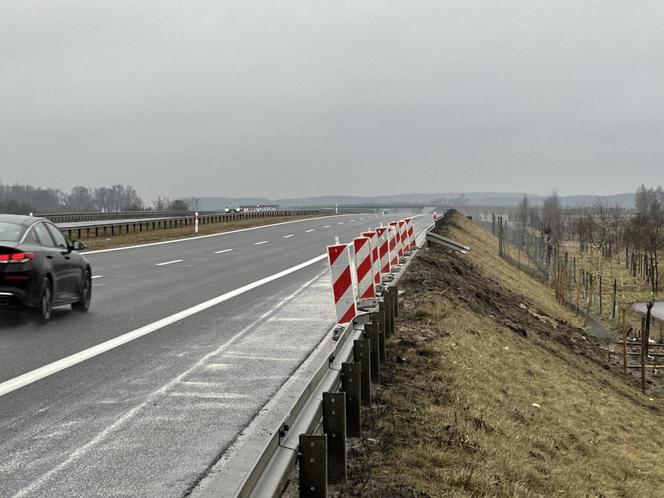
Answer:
[198, 192, 636, 210]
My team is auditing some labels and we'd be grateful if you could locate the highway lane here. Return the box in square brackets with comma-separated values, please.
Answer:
[0, 212, 432, 497]
[0, 214, 418, 381]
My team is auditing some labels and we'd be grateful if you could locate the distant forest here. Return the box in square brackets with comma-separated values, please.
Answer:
[0, 182, 199, 214]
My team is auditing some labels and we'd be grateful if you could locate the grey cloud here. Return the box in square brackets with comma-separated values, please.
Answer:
[1, 1, 663, 201]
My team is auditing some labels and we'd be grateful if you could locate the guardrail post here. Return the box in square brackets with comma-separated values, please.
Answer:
[341, 362, 361, 437]
[388, 287, 397, 335]
[322, 392, 347, 484]
[364, 322, 381, 384]
[379, 299, 389, 339]
[372, 312, 386, 362]
[384, 288, 394, 337]
[299, 434, 327, 498]
[353, 339, 371, 407]
[393, 283, 399, 319]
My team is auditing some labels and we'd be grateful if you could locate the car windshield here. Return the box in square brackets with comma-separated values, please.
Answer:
[0, 222, 25, 242]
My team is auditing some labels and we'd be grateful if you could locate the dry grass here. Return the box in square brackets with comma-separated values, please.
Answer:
[76, 215, 319, 250]
[337, 213, 664, 498]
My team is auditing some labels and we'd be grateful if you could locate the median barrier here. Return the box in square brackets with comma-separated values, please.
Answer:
[48, 210, 324, 241]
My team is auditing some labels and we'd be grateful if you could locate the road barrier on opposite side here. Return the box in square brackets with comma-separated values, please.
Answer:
[50, 210, 325, 241]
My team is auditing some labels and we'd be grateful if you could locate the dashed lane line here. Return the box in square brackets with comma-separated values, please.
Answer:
[155, 260, 183, 266]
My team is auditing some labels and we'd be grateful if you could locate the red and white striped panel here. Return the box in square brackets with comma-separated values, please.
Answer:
[387, 225, 399, 267]
[404, 217, 416, 250]
[398, 220, 408, 254]
[362, 231, 381, 285]
[353, 237, 375, 300]
[327, 244, 357, 324]
[389, 221, 402, 258]
[375, 227, 391, 276]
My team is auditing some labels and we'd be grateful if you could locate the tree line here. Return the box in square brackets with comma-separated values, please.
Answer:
[516, 185, 664, 293]
[0, 182, 199, 215]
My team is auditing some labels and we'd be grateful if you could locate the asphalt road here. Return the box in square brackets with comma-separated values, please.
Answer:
[0, 212, 431, 497]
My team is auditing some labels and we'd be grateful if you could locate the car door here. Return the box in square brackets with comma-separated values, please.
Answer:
[45, 223, 81, 300]
[32, 222, 70, 301]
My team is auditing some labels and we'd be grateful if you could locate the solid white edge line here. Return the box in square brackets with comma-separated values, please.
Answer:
[155, 259, 183, 266]
[0, 253, 328, 398]
[82, 214, 355, 255]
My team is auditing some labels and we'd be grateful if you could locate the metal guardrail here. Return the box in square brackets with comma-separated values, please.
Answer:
[426, 232, 470, 253]
[192, 222, 434, 498]
[49, 210, 325, 240]
[36, 210, 195, 223]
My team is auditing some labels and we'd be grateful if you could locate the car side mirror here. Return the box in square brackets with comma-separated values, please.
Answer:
[71, 240, 86, 251]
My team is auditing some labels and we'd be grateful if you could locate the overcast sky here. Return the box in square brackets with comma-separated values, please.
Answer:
[1, 1, 663, 202]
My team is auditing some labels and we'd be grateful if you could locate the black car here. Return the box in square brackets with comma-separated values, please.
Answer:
[0, 214, 92, 321]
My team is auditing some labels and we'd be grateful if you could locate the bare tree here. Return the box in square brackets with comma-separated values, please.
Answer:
[517, 195, 530, 230]
[543, 191, 562, 244]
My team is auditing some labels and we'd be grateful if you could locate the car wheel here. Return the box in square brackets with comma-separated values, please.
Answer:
[37, 278, 53, 322]
[72, 270, 92, 312]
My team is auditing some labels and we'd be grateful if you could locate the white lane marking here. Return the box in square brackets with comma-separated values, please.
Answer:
[305, 229, 315, 233]
[337, 222, 345, 225]
[350, 219, 356, 222]
[83, 215, 353, 255]
[322, 225, 331, 228]
[254, 240, 268, 245]
[215, 249, 233, 254]
[283, 234, 294, 239]
[0, 254, 327, 399]
[359, 218, 364, 221]
[155, 259, 183, 266]
[91, 276, 103, 280]
[9, 269, 327, 497]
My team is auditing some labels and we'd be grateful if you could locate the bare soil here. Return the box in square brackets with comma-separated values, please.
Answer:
[333, 213, 664, 497]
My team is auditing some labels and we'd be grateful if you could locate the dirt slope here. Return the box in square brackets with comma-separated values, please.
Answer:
[338, 213, 664, 498]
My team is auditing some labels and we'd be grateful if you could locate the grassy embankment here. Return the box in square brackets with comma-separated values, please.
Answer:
[336, 213, 664, 497]
[77, 215, 320, 251]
